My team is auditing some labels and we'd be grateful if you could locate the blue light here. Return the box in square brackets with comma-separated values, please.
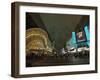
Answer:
[72, 32, 76, 44]
[71, 32, 77, 48]
[84, 25, 90, 46]
[66, 24, 90, 48]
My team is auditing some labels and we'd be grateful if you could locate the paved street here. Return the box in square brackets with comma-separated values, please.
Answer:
[26, 51, 89, 67]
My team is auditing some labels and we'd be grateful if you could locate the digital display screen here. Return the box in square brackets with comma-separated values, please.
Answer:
[76, 31, 86, 43]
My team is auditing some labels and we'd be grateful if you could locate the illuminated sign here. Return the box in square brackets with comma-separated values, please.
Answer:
[76, 31, 86, 43]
